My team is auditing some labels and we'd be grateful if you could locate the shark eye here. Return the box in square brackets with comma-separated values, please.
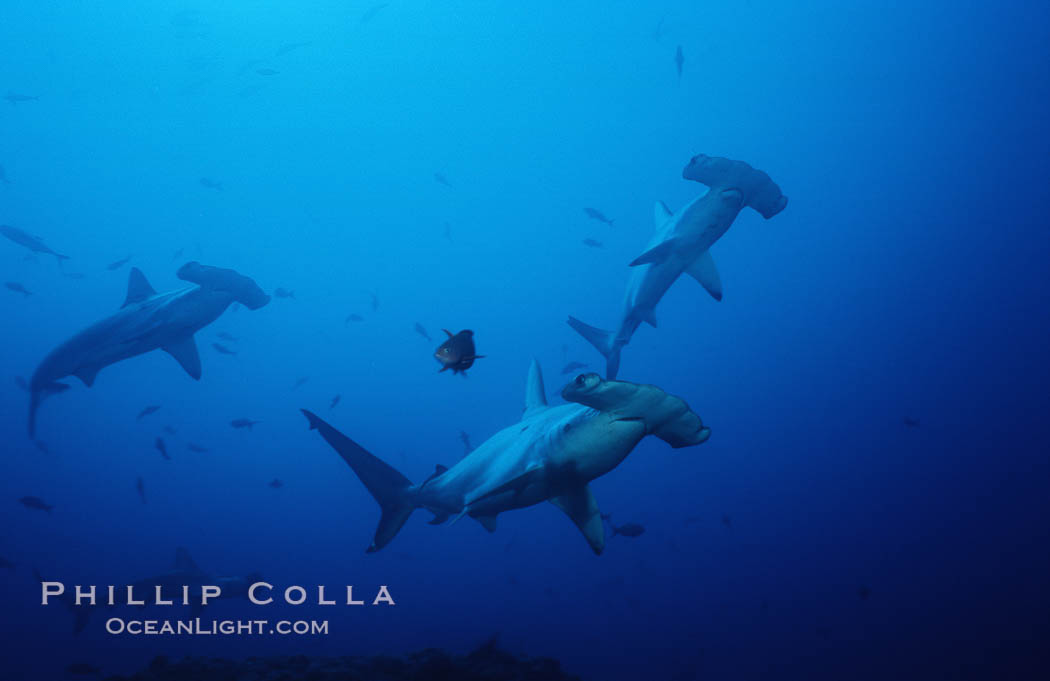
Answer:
[575, 374, 587, 386]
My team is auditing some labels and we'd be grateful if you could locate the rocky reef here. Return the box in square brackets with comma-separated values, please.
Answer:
[101, 637, 583, 681]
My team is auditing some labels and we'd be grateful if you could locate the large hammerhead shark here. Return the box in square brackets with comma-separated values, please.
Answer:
[302, 360, 709, 554]
[569, 154, 788, 378]
[28, 262, 270, 437]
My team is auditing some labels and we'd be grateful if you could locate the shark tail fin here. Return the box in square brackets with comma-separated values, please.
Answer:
[567, 317, 622, 379]
[682, 154, 788, 219]
[301, 409, 417, 552]
[28, 381, 70, 438]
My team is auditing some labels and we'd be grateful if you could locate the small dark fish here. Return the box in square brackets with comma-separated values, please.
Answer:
[684, 514, 702, 525]
[216, 331, 238, 342]
[135, 477, 146, 504]
[611, 522, 645, 538]
[65, 663, 102, 675]
[414, 322, 432, 341]
[443, 222, 453, 242]
[360, 3, 388, 24]
[18, 496, 53, 513]
[459, 430, 473, 455]
[721, 513, 732, 529]
[0, 555, 14, 570]
[186, 442, 209, 453]
[652, 15, 666, 42]
[583, 207, 614, 226]
[14, 375, 29, 391]
[5, 282, 32, 297]
[172, 247, 185, 261]
[34, 440, 49, 455]
[291, 376, 309, 390]
[857, 585, 871, 601]
[199, 177, 223, 191]
[269, 478, 283, 489]
[903, 417, 920, 428]
[162, 425, 177, 435]
[106, 255, 132, 271]
[0, 163, 11, 184]
[368, 291, 379, 311]
[560, 361, 587, 375]
[274, 41, 311, 57]
[434, 329, 484, 375]
[64, 272, 86, 279]
[582, 238, 603, 248]
[0, 224, 69, 261]
[274, 288, 295, 299]
[330, 394, 341, 409]
[155, 437, 169, 460]
[230, 419, 259, 430]
[136, 405, 161, 421]
[4, 92, 39, 106]
[674, 45, 684, 79]
[212, 343, 237, 355]
[433, 172, 453, 188]
[345, 313, 363, 323]
[256, 68, 279, 76]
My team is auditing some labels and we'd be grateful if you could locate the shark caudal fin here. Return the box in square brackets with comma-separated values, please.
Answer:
[28, 381, 70, 438]
[301, 410, 417, 552]
[567, 317, 622, 379]
[176, 262, 271, 310]
[681, 154, 787, 219]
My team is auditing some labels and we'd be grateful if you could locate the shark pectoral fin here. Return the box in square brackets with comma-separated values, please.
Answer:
[550, 485, 604, 555]
[686, 250, 723, 301]
[653, 200, 674, 227]
[74, 366, 100, 387]
[643, 310, 658, 328]
[122, 268, 156, 308]
[163, 336, 202, 380]
[472, 513, 498, 533]
[523, 358, 548, 418]
[629, 237, 680, 267]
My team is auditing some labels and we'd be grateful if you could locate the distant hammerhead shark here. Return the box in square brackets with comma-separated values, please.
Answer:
[568, 154, 787, 378]
[28, 262, 270, 437]
[302, 360, 709, 554]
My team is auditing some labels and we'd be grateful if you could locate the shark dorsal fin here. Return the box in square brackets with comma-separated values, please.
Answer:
[653, 200, 673, 227]
[122, 268, 156, 308]
[174, 547, 202, 575]
[523, 359, 547, 418]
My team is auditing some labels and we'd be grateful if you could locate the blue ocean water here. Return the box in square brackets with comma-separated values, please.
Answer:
[2, 1, 1048, 679]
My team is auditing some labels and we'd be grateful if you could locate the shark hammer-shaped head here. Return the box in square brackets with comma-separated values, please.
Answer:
[562, 373, 710, 448]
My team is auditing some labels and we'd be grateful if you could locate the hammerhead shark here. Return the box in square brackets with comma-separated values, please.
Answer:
[302, 360, 709, 554]
[28, 262, 270, 437]
[35, 549, 260, 634]
[568, 154, 787, 378]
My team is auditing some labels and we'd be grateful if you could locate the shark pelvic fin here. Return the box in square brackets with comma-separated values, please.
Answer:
[122, 268, 156, 308]
[643, 310, 658, 328]
[653, 200, 673, 227]
[687, 250, 723, 301]
[523, 359, 548, 418]
[465, 465, 548, 510]
[629, 237, 680, 267]
[428, 511, 451, 525]
[550, 484, 605, 555]
[163, 336, 202, 380]
[473, 514, 498, 532]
